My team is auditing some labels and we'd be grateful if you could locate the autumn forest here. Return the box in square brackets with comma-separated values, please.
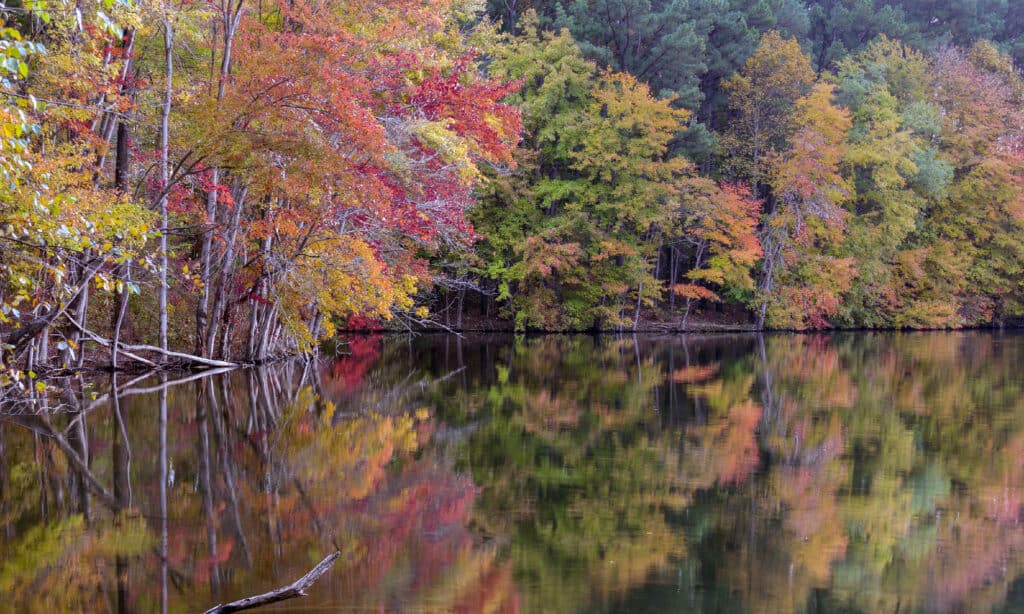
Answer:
[2, 0, 1024, 380]
[4, 1, 1024, 609]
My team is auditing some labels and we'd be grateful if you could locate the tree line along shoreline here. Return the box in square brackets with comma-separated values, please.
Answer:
[1, 0, 1023, 389]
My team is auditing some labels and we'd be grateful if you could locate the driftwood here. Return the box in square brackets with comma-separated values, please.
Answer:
[65, 314, 239, 369]
[202, 551, 340, 614]
[69, 321, 160, 368]
[120, 343, 239, 368]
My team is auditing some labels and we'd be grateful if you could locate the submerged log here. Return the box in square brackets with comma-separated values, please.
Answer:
[202, 551, 340, 614]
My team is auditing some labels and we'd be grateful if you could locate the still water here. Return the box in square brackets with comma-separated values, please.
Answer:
[2, 332, 1024, 613]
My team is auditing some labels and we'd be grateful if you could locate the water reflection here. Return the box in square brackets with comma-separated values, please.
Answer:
[1, 332, 1024, 613]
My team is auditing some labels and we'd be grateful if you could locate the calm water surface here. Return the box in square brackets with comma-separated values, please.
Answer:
[3, 332, 1024, 613]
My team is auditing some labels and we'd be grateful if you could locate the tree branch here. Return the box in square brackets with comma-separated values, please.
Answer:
[64, 314, 238, 368]
[202, 551, 340, 614]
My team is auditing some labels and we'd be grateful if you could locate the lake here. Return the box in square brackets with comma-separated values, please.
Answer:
[2, 332, 1024, 613]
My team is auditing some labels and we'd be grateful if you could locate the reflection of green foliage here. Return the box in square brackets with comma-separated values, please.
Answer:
[765, 334, 1024, 613]
[432, 333, 1024, 614]
[447, 336, 688, 613]
[5, 333, 1024, 613]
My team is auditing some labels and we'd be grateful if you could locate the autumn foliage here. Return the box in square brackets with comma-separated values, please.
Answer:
[3, 0, 1024, 387]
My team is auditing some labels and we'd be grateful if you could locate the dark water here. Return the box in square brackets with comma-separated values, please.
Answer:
[3, 332, 1024, 613]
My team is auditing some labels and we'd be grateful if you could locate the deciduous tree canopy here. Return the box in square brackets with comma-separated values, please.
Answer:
[3, 0, 1024, 385]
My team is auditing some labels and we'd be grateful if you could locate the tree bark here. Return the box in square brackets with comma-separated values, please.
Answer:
[681, 241, 706, 330]
[112, 94, 133, 370]
[66, 315, 238, 368]
[206, 184, 247, 356]
[159, 10, 174, 353]
[111, 266, 131, 370]
[114, 119, 131, 190]
[199, 0, 245, 356]
[202, 552, 340, 614]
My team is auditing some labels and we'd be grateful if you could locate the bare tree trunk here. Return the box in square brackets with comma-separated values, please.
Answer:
[669, 246, 679, 310]
[114, 119, 131, 191]
[247, 303, 260, 360]
[247, 237, 271, 360]
[308, 310, 323, 355]
[757, 234, 779, 330]
[95, 29, 135, 180]
[444, 291, 451, 328]
[199, 0, 245, 357]
[37, 327, 48, 367]
[633, 281, 643, 330]
[652, 247, 662, 309]
[256, 306, 277, 362]
[206, 185, 247, 356]
[159, 11, 173, 353]
[268, 322, 283, 357]
[63, 260, 91, 369]
[681, 241, 706, 331]
[111, 80, 133, 370]
[74, 281, 90, 370]
[26, 339, 35, 379]
[219, 300, 236, 359]
[456, 286, 465, 330]
[111, 267, 131, 370]
[197, 186, 216, 355]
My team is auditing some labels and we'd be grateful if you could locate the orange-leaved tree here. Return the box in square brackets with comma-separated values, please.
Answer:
[171, 0, 522, 358]
[760, 83, 855, 329]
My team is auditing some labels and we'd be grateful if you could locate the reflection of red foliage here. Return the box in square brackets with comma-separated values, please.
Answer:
[329, 335, 383, 392]
[687, 400, 764, 487]
[192, 537, 235, 584]
[718, 400, 764, 485]
[922, 508, 1024, 612]
[352, 463, 478, 591]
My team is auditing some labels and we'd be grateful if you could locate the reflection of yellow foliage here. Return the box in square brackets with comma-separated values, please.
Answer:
[590, 518, 684, 599]
[280, 387, 418, 502]
[771, 463, 850, 586]
[688, 372, 756, 412]
[769, 337, 857, 409]
[418, 547, 519, 614]
[669, 363, 719, 384]
[0, 514, 152, 613]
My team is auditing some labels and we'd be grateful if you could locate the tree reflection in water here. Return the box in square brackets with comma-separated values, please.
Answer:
[1, 332, 1024, 613]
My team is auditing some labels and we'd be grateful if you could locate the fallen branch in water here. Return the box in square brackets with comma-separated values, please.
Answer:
[65, 318, 160, 368]
[65, 314, 239, 369]
[202, 551, 340, 614]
